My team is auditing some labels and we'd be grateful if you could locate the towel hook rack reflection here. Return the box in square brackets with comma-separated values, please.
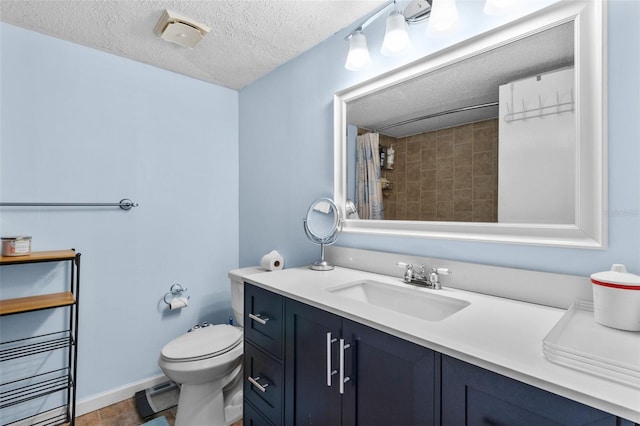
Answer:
[0, 198, 139, 211]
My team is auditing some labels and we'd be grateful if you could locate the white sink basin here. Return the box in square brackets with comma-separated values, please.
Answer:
[326, 280, 470, 322]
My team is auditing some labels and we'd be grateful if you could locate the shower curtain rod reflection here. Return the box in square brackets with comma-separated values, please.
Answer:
[374, 101, 499, 132]
[0, 198, 139, 211]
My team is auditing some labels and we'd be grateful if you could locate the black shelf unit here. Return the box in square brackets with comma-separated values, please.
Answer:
[0, 250, 80, 426]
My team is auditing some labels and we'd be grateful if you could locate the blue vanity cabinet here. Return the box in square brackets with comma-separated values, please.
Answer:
[284, 297, 437, 426]
[441, 355, 633, 426]
[244, 283, 636, 426]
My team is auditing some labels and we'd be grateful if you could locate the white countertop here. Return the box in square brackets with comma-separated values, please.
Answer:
[244, 266, 640, 423]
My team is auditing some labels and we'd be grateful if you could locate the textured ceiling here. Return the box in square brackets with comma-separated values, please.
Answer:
[0, 0, 387, 90]
[348, 21, 574, 138]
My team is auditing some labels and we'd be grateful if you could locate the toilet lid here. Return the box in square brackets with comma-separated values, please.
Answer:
[161, 324, 242, 361]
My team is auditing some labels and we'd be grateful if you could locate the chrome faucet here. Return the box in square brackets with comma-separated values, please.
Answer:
[397, 262, 450, 290]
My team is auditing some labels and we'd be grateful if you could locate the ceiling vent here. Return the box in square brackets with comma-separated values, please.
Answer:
[154, 9, 210, 49]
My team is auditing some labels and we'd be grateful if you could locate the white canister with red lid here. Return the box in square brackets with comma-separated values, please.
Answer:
[590, 264, 640, 331]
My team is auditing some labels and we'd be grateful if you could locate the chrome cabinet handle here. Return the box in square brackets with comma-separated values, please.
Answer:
[248, 313, 269, 325]
[326, 332, 338, 386]
[247, 376, 269, 393]
[339, 338, 351, 394]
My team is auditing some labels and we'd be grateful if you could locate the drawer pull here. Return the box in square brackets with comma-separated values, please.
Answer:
[248, 313, 269, 325]
[339, 338, 351, 395]
[248, 376, 269, 393]
[326, 332, 338, 386]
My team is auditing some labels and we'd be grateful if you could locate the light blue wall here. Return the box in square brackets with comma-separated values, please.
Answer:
[0, 23, 239, 401]
[239, 0, 640, 277]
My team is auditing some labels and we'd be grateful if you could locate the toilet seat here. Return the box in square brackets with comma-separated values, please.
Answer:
[161, 324, 242, 362]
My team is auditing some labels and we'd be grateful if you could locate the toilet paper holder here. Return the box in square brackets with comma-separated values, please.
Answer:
[164, 283, 189, 306]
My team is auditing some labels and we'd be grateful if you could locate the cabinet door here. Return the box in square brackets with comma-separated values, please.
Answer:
[342, 319, 437, 426]
[285, 299, 343, 426]
[441, 355, 621, 426]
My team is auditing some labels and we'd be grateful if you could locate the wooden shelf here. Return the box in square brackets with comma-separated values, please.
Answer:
[0, 250, 76, 265]
[0, 292, 75, 316]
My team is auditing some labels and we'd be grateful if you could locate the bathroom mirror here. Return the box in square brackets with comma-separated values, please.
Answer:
[303, 198, 342, 270]
[334, 0, 606, 248]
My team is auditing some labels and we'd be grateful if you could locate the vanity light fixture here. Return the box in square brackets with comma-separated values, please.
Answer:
[344, 0, 463, 70]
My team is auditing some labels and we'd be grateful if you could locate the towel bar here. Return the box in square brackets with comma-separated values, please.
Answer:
[0, 198, 138, 211]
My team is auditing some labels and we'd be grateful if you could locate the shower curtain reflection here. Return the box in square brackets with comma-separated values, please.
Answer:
[355, 132, 384, 220]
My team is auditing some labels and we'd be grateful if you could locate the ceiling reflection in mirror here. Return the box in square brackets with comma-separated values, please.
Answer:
[346, 21, 575, 224]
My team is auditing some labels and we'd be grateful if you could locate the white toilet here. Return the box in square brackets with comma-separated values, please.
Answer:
[158, 267, 263, 426]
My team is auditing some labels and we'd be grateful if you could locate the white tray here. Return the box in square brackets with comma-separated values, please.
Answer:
[543, 300, 640, 388]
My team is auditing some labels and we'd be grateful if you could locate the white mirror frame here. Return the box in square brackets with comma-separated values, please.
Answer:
[334, 0, 607, 248]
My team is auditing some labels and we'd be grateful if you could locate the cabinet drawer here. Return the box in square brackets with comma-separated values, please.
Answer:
[244, 341, 283, 425]
[244, 284, 284, 359]
[243, 400, 275, 426]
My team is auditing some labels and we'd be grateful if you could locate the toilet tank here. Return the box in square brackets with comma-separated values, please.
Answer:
[228, 267, 264, 327]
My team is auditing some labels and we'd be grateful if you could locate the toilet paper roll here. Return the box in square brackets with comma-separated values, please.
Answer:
[169, 296, 189, 310]
[261, 250, 284, 271]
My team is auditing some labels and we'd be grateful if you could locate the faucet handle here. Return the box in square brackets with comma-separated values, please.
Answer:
[433, 267, 451, 275]
[428, 267, 450, 290]
[397, 262, 413, 283]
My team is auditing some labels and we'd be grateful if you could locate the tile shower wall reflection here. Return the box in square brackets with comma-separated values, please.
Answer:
[380, 119, 498, 222]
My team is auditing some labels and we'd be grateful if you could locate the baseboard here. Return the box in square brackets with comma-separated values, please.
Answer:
[76, 374, 169, 416]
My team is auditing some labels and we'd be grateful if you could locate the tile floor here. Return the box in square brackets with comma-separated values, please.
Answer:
[71, 397, 243, 426]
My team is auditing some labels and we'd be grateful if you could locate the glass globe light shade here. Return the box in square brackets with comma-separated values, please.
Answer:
[345, 31, 371, 71]
[428, 0, 459, 33]
[381, 10, 411, 56]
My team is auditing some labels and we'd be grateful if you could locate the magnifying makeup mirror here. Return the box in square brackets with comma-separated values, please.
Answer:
[303, 198, 342, 271]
